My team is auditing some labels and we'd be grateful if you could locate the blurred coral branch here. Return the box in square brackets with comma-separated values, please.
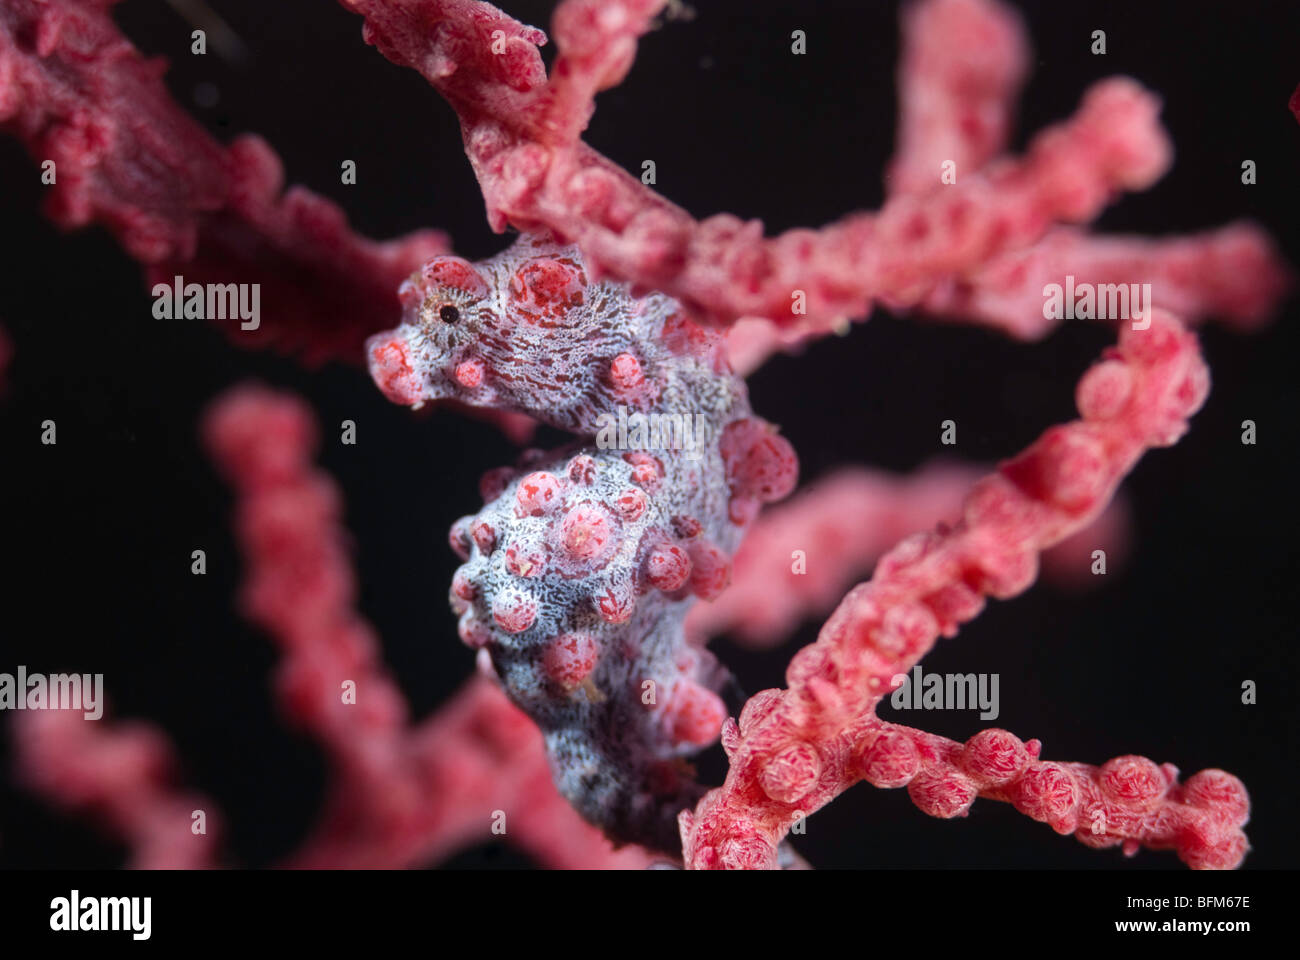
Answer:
[2, 0, 1285, 869]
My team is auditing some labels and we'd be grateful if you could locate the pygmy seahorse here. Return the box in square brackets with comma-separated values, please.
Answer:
[367, 232, 797, 853]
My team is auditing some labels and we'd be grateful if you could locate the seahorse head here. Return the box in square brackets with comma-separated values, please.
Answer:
[366, 251, 503, 408]
[366, 234, 687, 429]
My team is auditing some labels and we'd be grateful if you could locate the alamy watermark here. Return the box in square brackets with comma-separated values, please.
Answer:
[595, 405, 709, 461]
[0, 667, 103, 719]
[50, 891, 151, 940]
[152, 275, 260, 330]
[889, 665, 1000, 720]
[1043, 275, 1152, 330]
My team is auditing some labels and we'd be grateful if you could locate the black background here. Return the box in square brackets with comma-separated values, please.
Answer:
[0, 0, 1296, 870]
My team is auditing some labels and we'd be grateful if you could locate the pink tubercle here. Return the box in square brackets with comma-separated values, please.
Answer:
[367, 335, 421, 406]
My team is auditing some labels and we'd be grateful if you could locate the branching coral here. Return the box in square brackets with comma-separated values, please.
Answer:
[1, 0, 1290, 870]
[680, 313, 1252, 869]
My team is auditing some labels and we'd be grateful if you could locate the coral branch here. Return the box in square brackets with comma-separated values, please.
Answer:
[205, 384, 650, 868]
[538, 0, 667, 146]
[344, 0, 1170, 329]
[148, 136, 449, 364]
[0, 0, 226, 259]
[886, 0, 1028, 197]
[685, 463, 982, 649]
[203, 385, 413, 790]
[2, 0, 1275, 872]
[684, 463, 1128, 650]
[284, 673, 654, 869]
[340, 0, 551, 136]
[860, 722, 1249, 869]
[10, 385, 650, 870]
[497, 77, 1173, 328]
[679, 311, 1239, 869]
[0, 0, 447, 364]
[13, 710, 221, 869]
[339, 0, 666, 147]
[918, 224, 1292, 339]
[881, 1, 1289, 345]
[720, 220, 1290, 377]
[713, 0, 1286, 374]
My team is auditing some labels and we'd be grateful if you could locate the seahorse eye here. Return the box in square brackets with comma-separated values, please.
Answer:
[439, 304, 460, 323]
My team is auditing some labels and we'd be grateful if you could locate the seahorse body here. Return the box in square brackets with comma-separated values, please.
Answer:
[367, 232, 796, 852]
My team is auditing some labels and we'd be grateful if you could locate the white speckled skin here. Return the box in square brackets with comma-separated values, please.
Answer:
[368, 233, 795, 851]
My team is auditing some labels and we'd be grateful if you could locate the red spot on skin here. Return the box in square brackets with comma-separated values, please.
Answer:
[720, 418, 798, 502]
[609, 353, 644, 395]
[457, 613, 491, 649]
[511, 258, 585, 312]
[505, 541, 547, 578]
[624, 451, 663, 493]
[448, 518, 472, 560]
[671, 515, 702, 539]
[543, 633, 599, 691]
[421, 256, 488, 296]
[614, 488, 647, 522]
[687, 540, 730, 600]
[451, 570, 476, 602]
[743, 434, 798, 501]
[397, 278, 422, 310]
[665, 680, 726, 747]
[515, 471, 563, 517]
[645, 543, 692, 591]
[492, 592, 537, 633]
[595, 583, 635, 623]
[560, 502, 617, 562]
[662, 311, 720, 363]
[367, 336, 421, 405]
[472, 521, 496, 555]
[567, 455, 598, 485]
[455, 359, 485, 389]
[479, 466, 515, 503]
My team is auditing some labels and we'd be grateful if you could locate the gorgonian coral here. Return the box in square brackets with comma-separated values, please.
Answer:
[1, 0, 1290, 870]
